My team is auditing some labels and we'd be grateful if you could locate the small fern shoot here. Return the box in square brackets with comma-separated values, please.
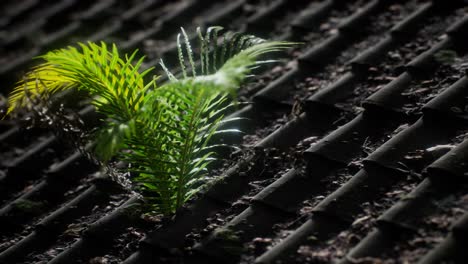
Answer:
[7, 26, 295, 214]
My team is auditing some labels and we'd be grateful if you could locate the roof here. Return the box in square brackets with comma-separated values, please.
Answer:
[0, 0, 468, 263]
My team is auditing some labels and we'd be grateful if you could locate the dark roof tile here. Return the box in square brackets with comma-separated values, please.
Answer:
[312, 168, 396, 222]
[417, 213, 468, 263]
[290, 0, 337, 32]
[423, 76, 468, 121]
[305, 72, 361, 110]
[252, 169, 318, 213]
[305, 113, 400, 164]
[336, 229, 395, 264]
[389, 2, 434, 37]
[256, 113, 332, 150]
[376, 178, 439, 231]
[426, 137, 468, 181]
[336, 0, 384, 34]
[364, 118, 460, 172]
[451, 212, 468, 238]
[141, 196, 226, 250]
[255, 214, 347, 264]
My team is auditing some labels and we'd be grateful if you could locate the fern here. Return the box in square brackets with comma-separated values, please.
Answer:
[125, 26, 293, 213]
[123, 82, 234, 212]
[7, 27, 294, 214]
[8, 42, 154, 117]
[7, 42, 156, 160]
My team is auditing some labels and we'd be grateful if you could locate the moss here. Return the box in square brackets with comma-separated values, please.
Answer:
[12, 199, 46, 214]
[120, 200, 144, 220]
[213, 227, 246, 255]
[434, 49, 458, 65]
[215, 227, 241, 242]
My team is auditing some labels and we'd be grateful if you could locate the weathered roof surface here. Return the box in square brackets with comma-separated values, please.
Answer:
[0, 0, 468, 263]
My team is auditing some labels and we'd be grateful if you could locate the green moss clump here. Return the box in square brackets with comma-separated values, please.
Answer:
[213, 227, 246, 255]
[13, 199, 46, 214]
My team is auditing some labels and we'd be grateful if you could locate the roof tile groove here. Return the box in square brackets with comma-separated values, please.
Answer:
[418, 233, 467, 263]
[364, 118, 462, 172]
[305, 112, 401, 165]
[245, 0, 291, 34]
[423, 76, 468, 121]
[426, 137, 468, 180]
[0, 0, 40, 27]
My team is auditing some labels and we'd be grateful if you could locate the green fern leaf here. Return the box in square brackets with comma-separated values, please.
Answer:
[7, 42, 154, 118]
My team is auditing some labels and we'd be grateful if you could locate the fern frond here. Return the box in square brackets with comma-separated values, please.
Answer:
[7, 42, 157, 162]
[117, 80, 230, 213]
[120, 28, 295, 213]
[181, 27, 196, 77]
[163, 27, 295, 93]
[7, 42, 154, 118]
[159, 59, 178, 82]
[206, 41, 294, 90]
